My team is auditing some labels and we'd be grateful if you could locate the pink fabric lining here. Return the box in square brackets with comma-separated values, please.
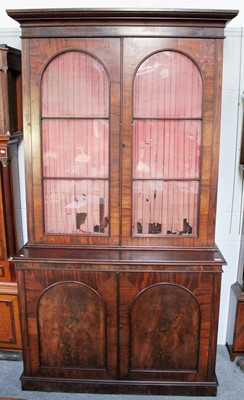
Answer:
[42, 119, 109, 178]
[41, 49, 202, 237]
[134, 51, 202, 118]
[42, 51, 109, 117]
[41, 51, 109, 235]
[44, 180, 109, 234]
[133, 51, 202, 236]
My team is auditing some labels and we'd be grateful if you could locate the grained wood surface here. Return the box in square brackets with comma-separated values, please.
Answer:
[5, 23, 229, 248]
[0, 282, 22, 349]
[119, 269, 220, 382]
[16, 259, 222, 389]
[7, 7, 237, 396]
[39, 281, 106, 368]
[20, 269, 117, 380]
[129, 283, 200, 371]
[15, 244, 226, 265]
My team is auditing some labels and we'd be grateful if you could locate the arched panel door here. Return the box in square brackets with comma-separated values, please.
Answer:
[38, 281, 107, 370]
[129, 283, 200, 372]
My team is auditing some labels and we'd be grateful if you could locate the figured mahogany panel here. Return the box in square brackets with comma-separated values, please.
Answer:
[130, 283, 200, 371]
[6, 6, 236, 396]
[38, 281, 106, 368]
[119, 269, 221, 382]
[18, 268, 117, 380]
[15, 253, 223, 392]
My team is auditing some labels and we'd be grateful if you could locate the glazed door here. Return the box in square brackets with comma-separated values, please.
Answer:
[121, 37, 219, 247]
[118, 270, 220, 382]
[21, 268, 118, 380]
[24, 36, 220, 248]
[25, 38, 120, 245]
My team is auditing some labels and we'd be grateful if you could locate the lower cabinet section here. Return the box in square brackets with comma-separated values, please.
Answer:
[16, 249, 223, 396]
[0, 282, 22, 350]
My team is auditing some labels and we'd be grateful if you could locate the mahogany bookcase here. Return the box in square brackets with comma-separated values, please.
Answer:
[7, 8, 238, 396]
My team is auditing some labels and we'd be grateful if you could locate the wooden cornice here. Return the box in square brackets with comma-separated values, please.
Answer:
[6, 8, 238, 27]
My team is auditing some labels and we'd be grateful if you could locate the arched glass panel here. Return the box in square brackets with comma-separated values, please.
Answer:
[42, 51, 109, 117]
[41, 51, 109, 235]
[134, 51, 202, 118]
[132, 51, 202, 236]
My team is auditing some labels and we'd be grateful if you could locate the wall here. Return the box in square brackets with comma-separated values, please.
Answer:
[1, 0, 244, 346]
[217, 28, 244, 343]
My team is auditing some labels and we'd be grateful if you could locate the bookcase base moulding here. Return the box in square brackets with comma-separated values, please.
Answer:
[7, 8, 238, 397]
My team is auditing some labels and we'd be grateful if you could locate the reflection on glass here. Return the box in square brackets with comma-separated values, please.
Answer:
[42, 119, 109, 178]
[134, 51, 202, 118]
[133, 120, 200, 179]
[44, 180, 109, 234]
[42, 51, 109, 117]
[133, 180, 198, 236]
